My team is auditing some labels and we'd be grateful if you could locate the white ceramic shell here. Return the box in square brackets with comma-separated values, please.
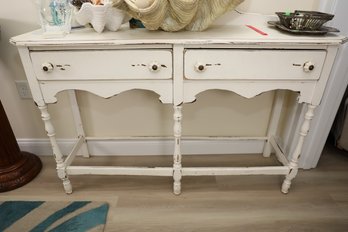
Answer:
[75, 3, 126, 33]
[111, 0, 245, 31]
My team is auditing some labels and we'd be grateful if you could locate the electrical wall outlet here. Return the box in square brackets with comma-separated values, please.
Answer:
[15, 80, 32, 99]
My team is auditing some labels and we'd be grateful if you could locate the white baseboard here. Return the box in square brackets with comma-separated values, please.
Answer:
[17, 138, 266, 156]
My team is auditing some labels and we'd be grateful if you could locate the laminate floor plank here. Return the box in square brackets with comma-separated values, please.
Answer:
[1, 144, 348, 231]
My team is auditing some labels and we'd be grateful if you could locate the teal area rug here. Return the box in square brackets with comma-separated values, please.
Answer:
[0, 201, 109, 232]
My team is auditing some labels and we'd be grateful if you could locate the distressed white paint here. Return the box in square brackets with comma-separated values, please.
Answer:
[38, 80, 173, 104]
[11, 14, 345, 194]
[68, 90, 90, 158]
[173, 106, 183, 195]
[263, 91, 286, 157]
[183, 80, 317, 104]
[0, 0, 334, 149]
[173, 44, 185, 105]
[182, 167, 290, 176]
[64, 136, 85, 167]
[184, 49, 326, 80]
[299, 0, 348, 169]
[38, 104, 72, 194]
[17, 137, 267, 156]
[282, 105, 316, 194]
[30, 50, 173, 80]
[269, 136, 289, 166]
[66, 166, 173, 176]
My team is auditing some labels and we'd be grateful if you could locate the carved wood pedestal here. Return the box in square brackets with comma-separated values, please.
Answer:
[0, 101, 42, 192]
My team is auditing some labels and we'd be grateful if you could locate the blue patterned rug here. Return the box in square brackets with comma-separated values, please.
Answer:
[0, 201, 109, 232]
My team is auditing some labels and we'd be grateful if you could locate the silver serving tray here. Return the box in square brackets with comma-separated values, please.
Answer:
[268, 21, 340, 35]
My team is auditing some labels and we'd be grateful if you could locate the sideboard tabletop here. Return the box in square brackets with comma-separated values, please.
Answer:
[10, 14, 346, 47]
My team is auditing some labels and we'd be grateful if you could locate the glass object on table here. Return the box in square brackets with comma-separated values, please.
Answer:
[39, 0, 73, 37]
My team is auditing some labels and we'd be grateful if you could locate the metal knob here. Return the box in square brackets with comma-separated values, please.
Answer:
[303, 62, 315, 72]
[42, 63, 54, 72]
[195, 63, 205, 72]
[149, 62, 161, 72]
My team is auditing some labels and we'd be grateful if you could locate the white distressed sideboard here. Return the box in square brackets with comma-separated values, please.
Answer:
[11, 17, 346, 195]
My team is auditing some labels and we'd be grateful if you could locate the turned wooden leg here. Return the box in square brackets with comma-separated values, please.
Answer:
[38, 104, 72, 194]
[173, 105, 182, 195]
[282, 104, 316, 194]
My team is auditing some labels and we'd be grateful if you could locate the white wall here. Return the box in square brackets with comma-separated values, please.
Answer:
[299, 0, 348, 168]
[238, 0, 319, 14]
[0, 0, 321, 140]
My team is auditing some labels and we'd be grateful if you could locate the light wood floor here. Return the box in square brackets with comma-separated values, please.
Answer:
[1, 144, 348, 232]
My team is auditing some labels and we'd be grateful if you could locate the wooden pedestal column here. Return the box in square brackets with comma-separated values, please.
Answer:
[0, 100, 42, 192]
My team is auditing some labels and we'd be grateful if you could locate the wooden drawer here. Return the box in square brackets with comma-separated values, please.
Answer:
[184, 49, 326, 80]
[30, 50, 172, 80]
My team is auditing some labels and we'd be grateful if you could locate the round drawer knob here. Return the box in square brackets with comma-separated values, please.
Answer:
[303, 62, 315, 72]
[42, 63, 54, 72]
[149, 62, 161, 72]
[195, 63, 205, 72]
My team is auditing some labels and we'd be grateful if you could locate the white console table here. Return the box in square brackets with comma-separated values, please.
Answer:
[11, 18, 346, 195]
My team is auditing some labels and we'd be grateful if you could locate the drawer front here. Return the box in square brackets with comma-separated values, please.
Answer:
[31, 50, 172, 80]
[184, 49, 326, 80]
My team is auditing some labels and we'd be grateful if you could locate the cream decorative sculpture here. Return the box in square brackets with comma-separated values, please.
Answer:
[111, 0, 245, 31]
[75, 2, 126, 33]
[129, 0, 154, 8]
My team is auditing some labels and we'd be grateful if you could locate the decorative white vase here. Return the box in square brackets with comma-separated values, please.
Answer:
[75, 3, 126, 33]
